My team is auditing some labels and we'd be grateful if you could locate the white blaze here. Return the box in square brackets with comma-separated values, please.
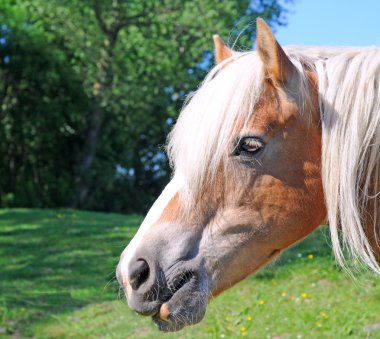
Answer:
[120, 174, 183, 278]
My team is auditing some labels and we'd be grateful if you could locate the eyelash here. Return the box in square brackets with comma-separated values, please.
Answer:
[234, 137, 265, 157]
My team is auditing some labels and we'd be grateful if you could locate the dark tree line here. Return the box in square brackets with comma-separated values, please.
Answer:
[0, 0, 291, 213]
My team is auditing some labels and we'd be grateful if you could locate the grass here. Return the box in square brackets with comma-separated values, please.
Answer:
[1, 209, 380, 338]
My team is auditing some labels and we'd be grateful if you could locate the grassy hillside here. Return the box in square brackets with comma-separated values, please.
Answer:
[1, 209, 380, 338]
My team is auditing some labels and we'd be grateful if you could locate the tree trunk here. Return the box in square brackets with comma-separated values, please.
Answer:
[73, 35, 116, 208]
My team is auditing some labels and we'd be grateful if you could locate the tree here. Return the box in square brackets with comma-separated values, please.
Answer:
[0, 10, 87, 207]
[0, 0, 292, 212]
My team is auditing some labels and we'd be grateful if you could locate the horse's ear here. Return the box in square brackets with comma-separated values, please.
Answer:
[256, 18, 296, 84]
[213, 35, 233, 64]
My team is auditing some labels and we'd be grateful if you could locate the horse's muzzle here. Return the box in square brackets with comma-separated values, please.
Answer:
[117, 252, 209, 331]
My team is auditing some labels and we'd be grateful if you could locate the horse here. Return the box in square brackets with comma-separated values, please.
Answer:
[116, 18, 380, 332]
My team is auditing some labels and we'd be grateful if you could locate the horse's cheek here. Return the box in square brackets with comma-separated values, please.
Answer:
[251, 172, 324, 248]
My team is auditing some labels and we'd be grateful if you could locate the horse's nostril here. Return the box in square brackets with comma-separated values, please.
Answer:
[129, 259, 150, 291]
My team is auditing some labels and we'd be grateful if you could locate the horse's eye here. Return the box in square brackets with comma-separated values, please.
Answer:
[235, 137, 264, 156]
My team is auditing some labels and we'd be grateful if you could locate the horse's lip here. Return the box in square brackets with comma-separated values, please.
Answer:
[155, 273, 195, 320]
[151, 273, 207, 331]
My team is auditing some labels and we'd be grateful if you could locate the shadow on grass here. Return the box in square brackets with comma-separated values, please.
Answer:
[0, 209, 142, 335]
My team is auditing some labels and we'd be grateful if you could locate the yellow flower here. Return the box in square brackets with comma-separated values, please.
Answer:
[258, 300, 265, 305]
[241, 332, 247, 337]
[315, 322, 322, 327]
[225, 316, 230, 321]
[320, 311, 328, 319]
[308, 254, 314, 260]
[300, 292, 307, 299]
[281, 292, 287, 297]
[246, 315, 252, 321]
[240, 327, 246, 332]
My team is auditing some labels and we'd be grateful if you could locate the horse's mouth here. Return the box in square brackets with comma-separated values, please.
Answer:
[152, 271, 208, 332]
[150, 250, 283, 331]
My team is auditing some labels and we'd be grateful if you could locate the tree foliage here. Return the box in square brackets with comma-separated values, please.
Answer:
[0, 0, 291, 212]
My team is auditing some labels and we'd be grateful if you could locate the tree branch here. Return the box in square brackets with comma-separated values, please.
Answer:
[116, 12, 147, 30]
[91, 0, 110, 35]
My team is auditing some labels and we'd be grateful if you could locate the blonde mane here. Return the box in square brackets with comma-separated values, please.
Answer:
[168, 45, 380, 273]
[316, 47, 380, 273]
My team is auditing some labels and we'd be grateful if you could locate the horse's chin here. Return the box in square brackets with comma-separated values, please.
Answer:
[151, 274, 208, 332]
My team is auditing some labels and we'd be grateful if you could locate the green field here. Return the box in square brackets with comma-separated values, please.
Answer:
[1, 209, 380, 338]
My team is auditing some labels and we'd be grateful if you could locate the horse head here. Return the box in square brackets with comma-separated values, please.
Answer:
[117, 18, 380, 331]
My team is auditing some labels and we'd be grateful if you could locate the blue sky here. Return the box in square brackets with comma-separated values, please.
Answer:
[275, 0, 380, 46]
